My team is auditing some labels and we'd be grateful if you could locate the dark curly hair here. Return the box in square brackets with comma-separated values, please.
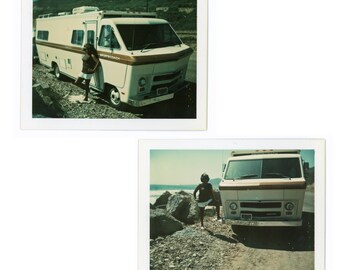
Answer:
[200, 173, 210, 182]
[83, 43, 98, 58]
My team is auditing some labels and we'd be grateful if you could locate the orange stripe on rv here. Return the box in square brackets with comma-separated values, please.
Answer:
[35, 40, 193, 66]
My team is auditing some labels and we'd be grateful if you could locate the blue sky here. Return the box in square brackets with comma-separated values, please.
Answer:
[150, 149, 314, 185]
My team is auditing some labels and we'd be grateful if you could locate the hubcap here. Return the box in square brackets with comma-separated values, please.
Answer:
[110, 89, 120, 105]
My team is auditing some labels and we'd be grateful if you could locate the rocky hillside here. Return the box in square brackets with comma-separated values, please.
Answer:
[33, 0, 197, 30]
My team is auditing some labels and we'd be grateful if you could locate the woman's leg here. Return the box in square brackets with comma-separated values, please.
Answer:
[216, 203, 221, 219]
[74, 77, 84, 88]
[199, 207, 205, 227]
[84, 79, 90, 101]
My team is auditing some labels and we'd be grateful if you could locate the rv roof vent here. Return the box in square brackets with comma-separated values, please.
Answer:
[58, 12, 71, 16]
[72, 6, 100, 14]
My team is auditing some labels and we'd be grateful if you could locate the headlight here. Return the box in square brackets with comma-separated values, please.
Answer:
[229, 202, 238, 210]
[138, 77, 146, 87]
[285, 202, 294, 210]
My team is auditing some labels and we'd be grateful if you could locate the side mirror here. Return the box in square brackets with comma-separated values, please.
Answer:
[303, 162, 309, 180]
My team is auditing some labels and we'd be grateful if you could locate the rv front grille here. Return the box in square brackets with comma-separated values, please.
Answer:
[240, 211, 281, 218]
[240, 202, 282, 208]
[151, 79, 179, 95]
[153, 71, 181, 82]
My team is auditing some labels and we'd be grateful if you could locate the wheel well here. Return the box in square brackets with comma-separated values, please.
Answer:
[104, 83, 117, 92]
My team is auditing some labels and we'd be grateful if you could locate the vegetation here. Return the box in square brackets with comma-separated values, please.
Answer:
[33, 0, 196, 31]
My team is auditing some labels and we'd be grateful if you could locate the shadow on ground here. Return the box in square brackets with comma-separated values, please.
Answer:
[231, 212, 314, 251]
[205, 229, 239, 244]
[133, 82, 197, 119]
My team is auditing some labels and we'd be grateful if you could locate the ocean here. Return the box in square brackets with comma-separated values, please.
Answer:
[150, 184, 196, 204]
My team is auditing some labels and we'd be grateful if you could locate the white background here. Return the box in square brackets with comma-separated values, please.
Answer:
[1, 0, 338, 269]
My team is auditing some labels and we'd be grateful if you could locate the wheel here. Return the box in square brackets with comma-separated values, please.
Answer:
[107, 86, 124, 109]
[53, 64, 63, 80]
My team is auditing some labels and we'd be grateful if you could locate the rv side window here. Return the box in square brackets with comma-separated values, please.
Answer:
[98, 25, 120, 49]
[71, 30, 84, 46]
[87, 30, 95, 45]
[37, 30, 49, 41]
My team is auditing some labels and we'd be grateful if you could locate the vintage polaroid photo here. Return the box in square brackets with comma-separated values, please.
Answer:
[21, 0, 207, 130]
[139, 139, 325, 270]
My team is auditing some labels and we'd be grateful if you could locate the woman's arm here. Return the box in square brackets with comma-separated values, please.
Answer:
[90, 54, 100, 72]
[193, 185, 199, 200]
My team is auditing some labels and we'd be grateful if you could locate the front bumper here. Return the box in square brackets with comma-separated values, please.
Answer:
[128, 93, 174, 107]
[127, 82, 189, 107]
[222, 218, 302, 227]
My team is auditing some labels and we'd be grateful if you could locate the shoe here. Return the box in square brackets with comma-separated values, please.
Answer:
[200, 226, 205, 230]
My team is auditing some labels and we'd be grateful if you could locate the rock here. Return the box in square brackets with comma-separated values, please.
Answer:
[150, 209, 184, 239]
[166, 192, 199, 224]
[154, 191, 172, 208]
[204, 206, 216, 217]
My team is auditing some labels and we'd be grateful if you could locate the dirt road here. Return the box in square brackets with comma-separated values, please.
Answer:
[223, 215, 314, 270]
[151, 211, 314, 270]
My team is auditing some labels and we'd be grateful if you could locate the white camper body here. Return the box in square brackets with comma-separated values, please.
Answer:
[35, 6, 193, 108]
[219, 150, 306, 227]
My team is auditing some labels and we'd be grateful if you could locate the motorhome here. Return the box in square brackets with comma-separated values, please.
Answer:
[35, 6, 193, 108]
[219, 150, 307, 230]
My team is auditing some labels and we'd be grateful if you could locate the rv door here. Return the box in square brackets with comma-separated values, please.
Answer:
[84, 20, 98, 48]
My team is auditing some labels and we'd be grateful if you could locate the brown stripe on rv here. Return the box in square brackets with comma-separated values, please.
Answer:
[219, 181, 307, 190]
[35, 41, 193, 65]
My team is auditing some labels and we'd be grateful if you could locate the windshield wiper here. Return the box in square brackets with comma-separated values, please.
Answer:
[263, 173, 290, 179]
[141, 41, 181, 52]
[140, 43, 159, 52]
[236, 174, 259, 179]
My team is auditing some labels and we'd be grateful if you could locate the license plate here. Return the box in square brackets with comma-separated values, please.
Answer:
[241, 213, 252, 220]
[157, 87, 168, 96]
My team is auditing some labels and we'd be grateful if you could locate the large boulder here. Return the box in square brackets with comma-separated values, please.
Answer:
[150, 208, 184, 239]
[166, 191, 199, 224]
[153, 191, 172, 208]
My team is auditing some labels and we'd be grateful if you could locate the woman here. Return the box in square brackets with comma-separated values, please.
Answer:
[74, 43, 100, 102]
[193, 173, 221, 229]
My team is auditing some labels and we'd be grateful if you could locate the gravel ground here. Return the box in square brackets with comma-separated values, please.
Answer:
[150, 217, 238, 270]
[150, 213, 315, 270]
[32, 63, 196, 119]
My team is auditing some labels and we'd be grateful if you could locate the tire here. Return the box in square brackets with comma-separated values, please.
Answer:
[53, 64, 64, 80]
[107, 86, 124, 109]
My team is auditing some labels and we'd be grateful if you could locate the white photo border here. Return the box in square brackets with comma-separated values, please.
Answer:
[21, 0, 207, 130]
[138, 139, 325, 269]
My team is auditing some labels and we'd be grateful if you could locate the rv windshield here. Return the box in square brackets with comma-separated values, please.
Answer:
[116, 24, 182, 51]
[224, 158, 302, 180]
